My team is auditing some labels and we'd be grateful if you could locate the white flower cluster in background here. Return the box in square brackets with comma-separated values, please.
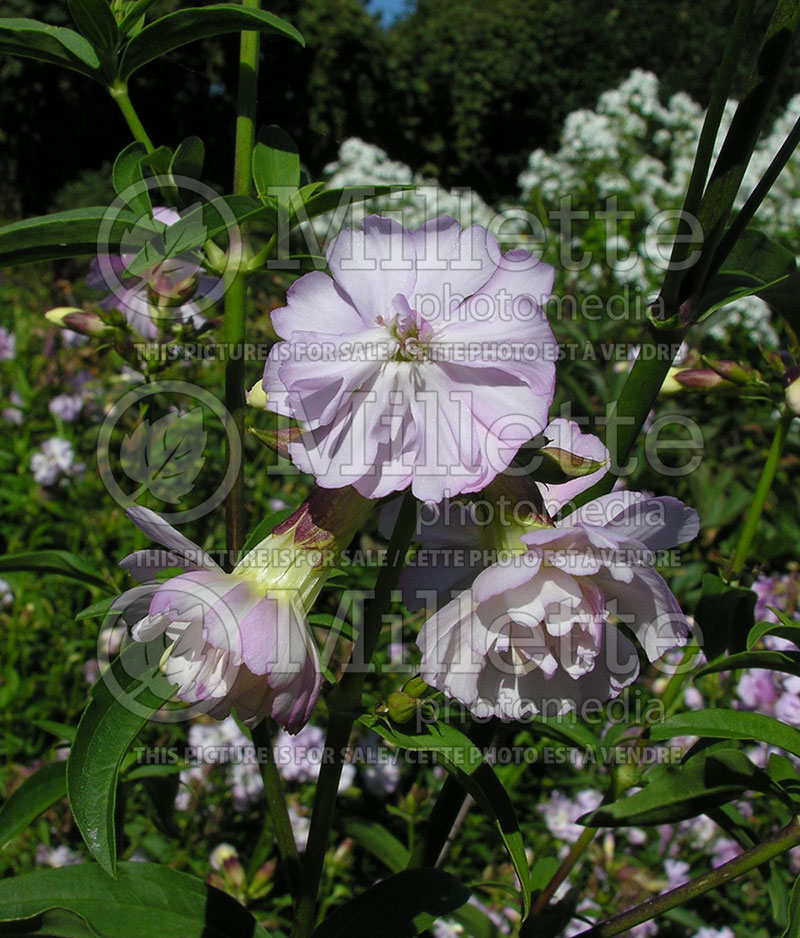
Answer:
[310, 138, 498, 240]
[518, 69, 800, 346]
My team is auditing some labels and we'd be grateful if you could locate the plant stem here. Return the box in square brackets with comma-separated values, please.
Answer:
[532, 826, 597, 918]
[250, 719, 302, 900]
[727, 407, 794, 580]
[411, 720, 499, 868]
[573, 816, 800, 937]
[224, 0, 261, 562]
[109, 81, 154, 153]
[291, 491, 418, 938]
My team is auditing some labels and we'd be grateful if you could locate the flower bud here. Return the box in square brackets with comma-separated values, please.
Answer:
[45, 307, 112, 337]
[246, 380, 269, 410]
[386, 691, 419, 723]
[670, 368, 729, 390]
[249, 858, 276, 900]
[702, 357, 757, 386]
[402, 675, 430, 698]
[784, 366, 800, 416]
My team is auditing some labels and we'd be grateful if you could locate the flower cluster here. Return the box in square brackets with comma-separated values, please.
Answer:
[114, 212, 697, 736]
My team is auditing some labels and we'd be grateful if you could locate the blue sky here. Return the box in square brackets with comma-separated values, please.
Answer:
[367, 0, 413, 23]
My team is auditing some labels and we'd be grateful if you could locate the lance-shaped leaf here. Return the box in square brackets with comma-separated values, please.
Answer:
[650, 709, 800, 761]
[120, 407, 207, 504]
[290, 184, 414, 225]
[341, 819, 410, 874]
[0, 550, 111, 591]
[0, 18, 101, 79]
[117, 0, 160, 38]
[118, 4, 304, 80]
[0, 862, 269, 938]
[580, 748, 788, 827]
[311, 868, 471, 938]
[360, 715, 532, 919]
[67, 645, 176, 876]
[696, 649, 800, 681]
[748, 610, 800, 651]
[699, 229, 796, 321]
[67, 0, 118, 75]
[0, 206, 150, 268]
[0, 762, 67, 850]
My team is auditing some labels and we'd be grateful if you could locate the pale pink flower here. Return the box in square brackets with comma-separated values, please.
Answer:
[736, 670, 778, 712]
[417, 492, 698, 720]
[114, 493, 368, 731]
[384, 417, 609, 608]
[262, 214, 557, 502]
[538, 789, 603, 842]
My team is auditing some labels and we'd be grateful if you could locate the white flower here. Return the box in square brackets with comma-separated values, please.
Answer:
[0, 326, 16, 360]
[30, 437, 78, 486]
[0, 577, 13, 608]
[48, 393, 83, 422]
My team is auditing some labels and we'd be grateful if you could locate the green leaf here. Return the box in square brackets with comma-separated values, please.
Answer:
[310, 868, 470, 938]
[292, 185, 414, 225]
[112, 142, 152, 216]
[696, 650, 800, 681]
[117, 0, 160, 38]
[360, 716, 531, 919]
[124, 195, 267, 276]
[782, 872, 800, 938]
[529, 715, 601, 753]
[0, 862, 269, 937]
[0, 551, 111, 591]
[67, 0, 118, 68]
[76, 597, 117, 620]
[67, 645, 176, 876]
[694, 573, 756, 659]
[700, 229, 796, 320]
[118, 5, 304, 81]
[34, 720, 77, 744]
[0, 206, 147, 268]
[0, 762, 67, 850]
[0, 18, 101, 80]
[650, 709, 800, 761]
[169, 136, 205, 184]
[748, 609, 800, 651]
[580, 748, 784, 826]
[341, 819, 410, 873]
[253, 126, 301, 199]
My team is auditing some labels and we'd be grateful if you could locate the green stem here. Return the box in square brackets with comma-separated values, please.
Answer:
[727, 407, 794, 580]
[292, 491, 418, 938]
[224, 0, 261, 563]
[411, 720, 499, 868]
[250, 719, 302, 900]
[531, 825, 597, 918]
[574, 816, 800, 937]
[109, 81, 154, 153]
